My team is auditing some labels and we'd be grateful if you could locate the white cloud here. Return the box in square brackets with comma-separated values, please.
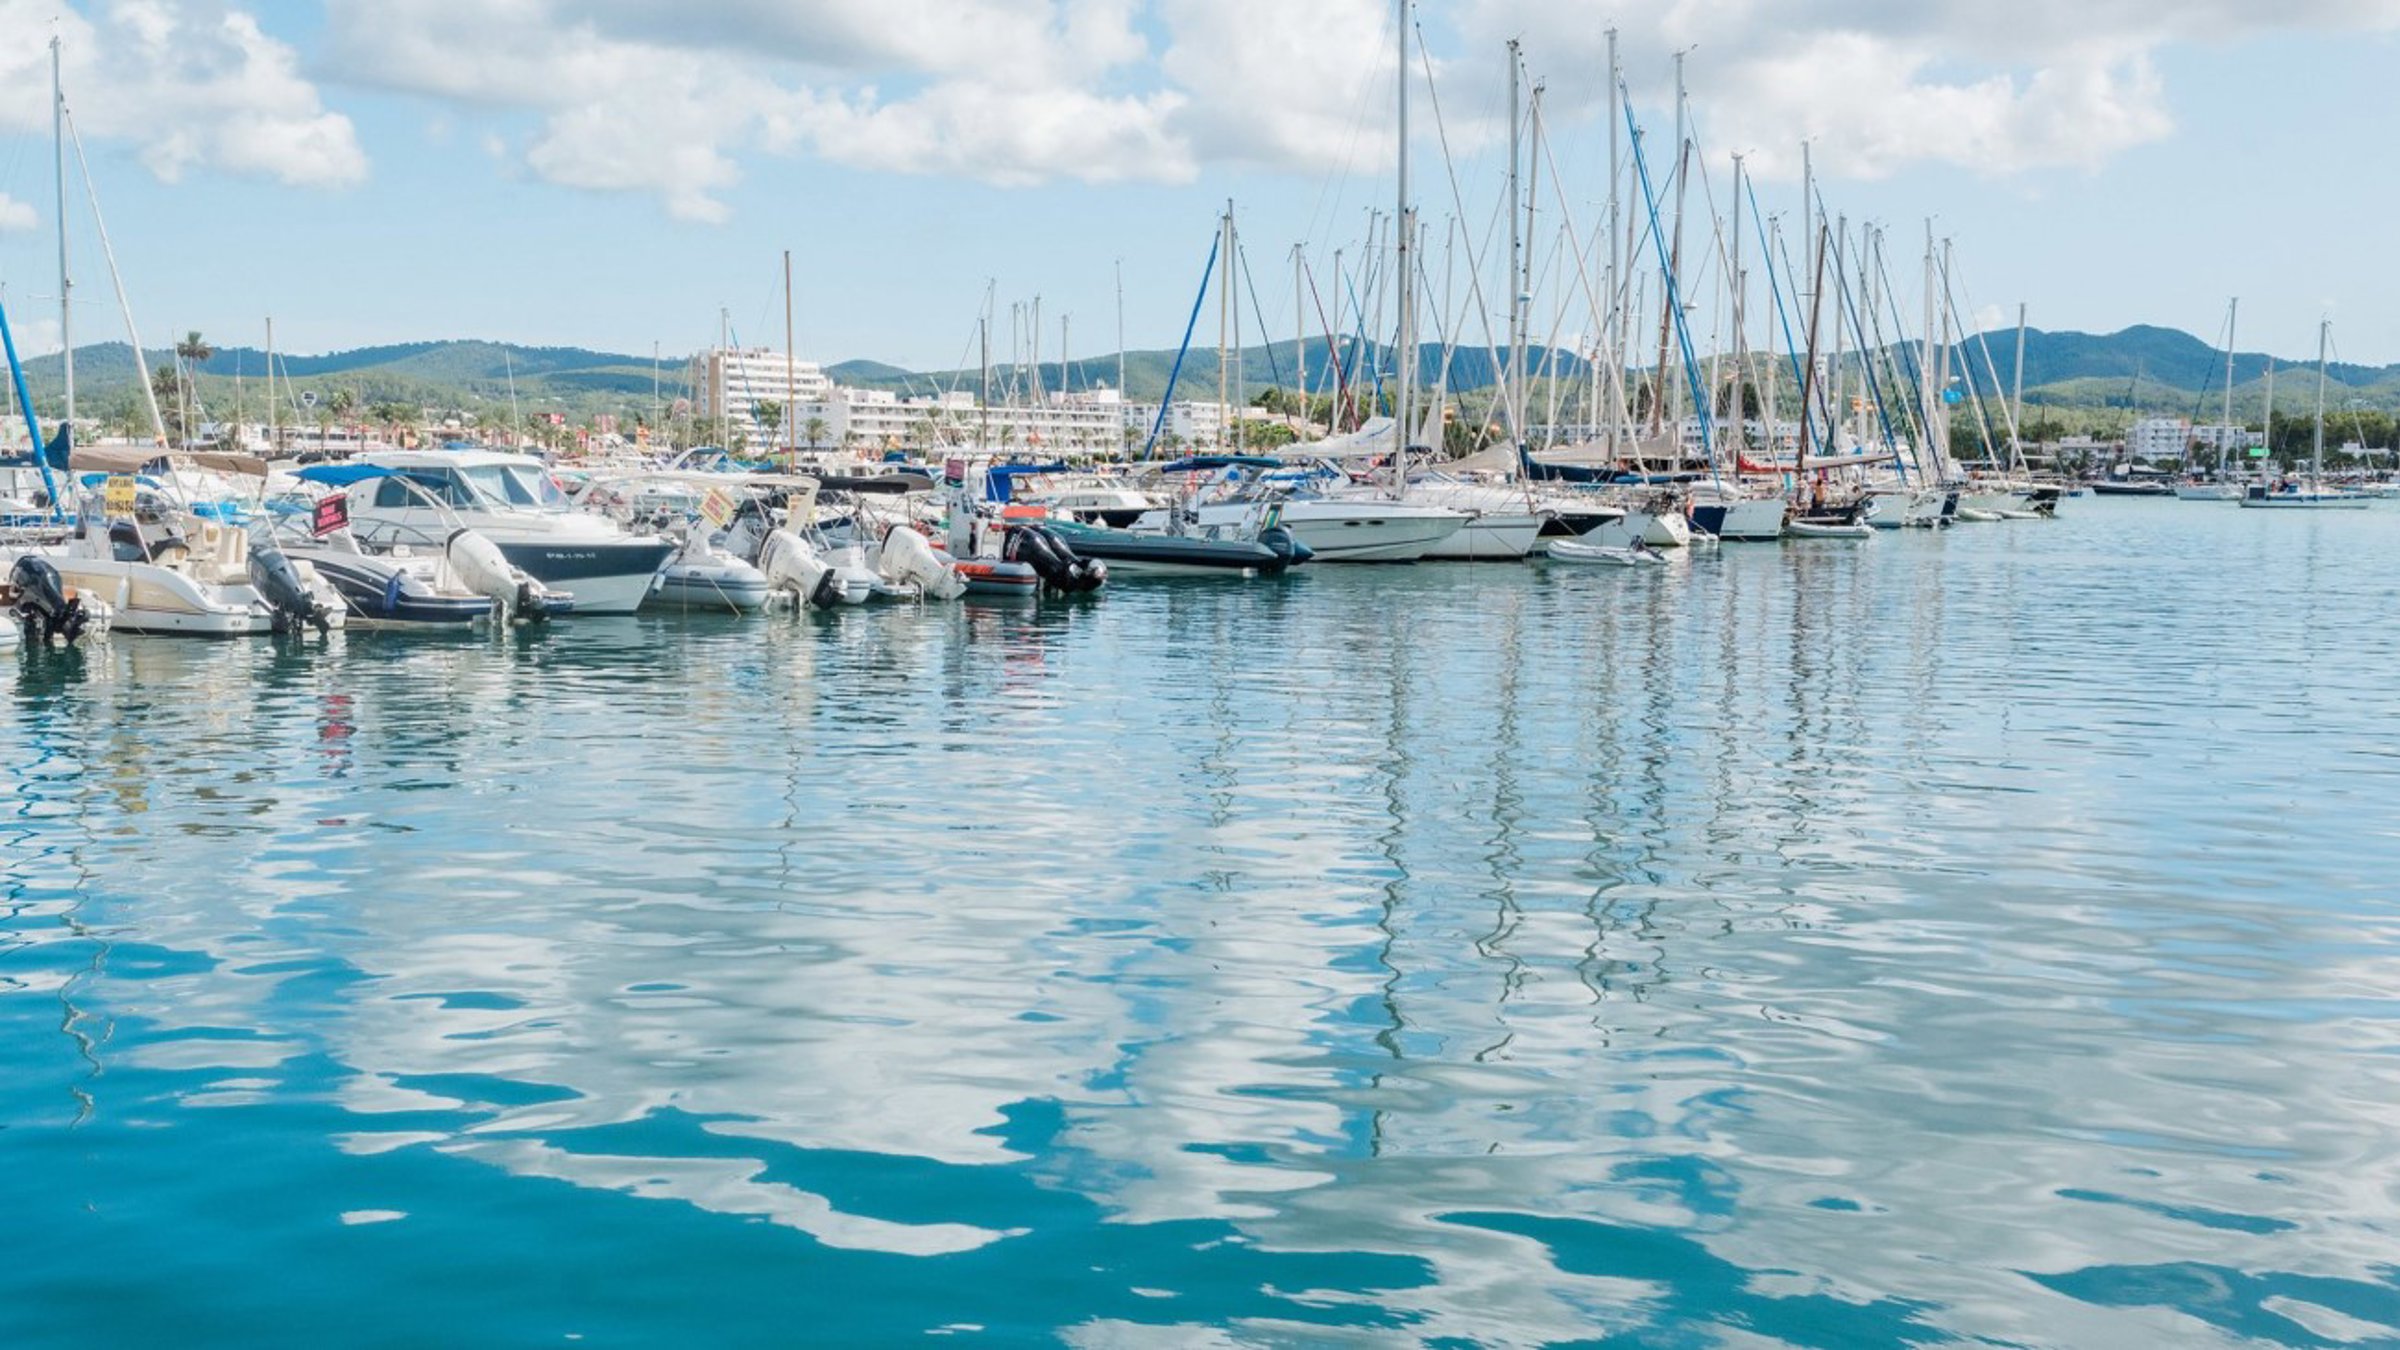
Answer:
[0, 1, 364, 189]
[1459, 0, 2400, 182]
[316, 0, 2400, 219]
[323, 0, 1209, 219]
[0, 193, 35, 232]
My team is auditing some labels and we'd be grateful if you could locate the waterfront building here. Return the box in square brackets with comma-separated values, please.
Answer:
[2128, 416, 2191, 462]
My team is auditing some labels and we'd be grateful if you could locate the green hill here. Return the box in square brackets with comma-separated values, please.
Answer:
[9, 325, 2395, 442]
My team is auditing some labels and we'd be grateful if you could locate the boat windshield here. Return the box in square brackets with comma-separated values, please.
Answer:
[458, 464, 567, 510]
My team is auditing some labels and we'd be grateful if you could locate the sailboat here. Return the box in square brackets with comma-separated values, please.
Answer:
[2177, 299, 2247, 500]
[30, 38, 344, 636]
[2240, 320, 2367, 510]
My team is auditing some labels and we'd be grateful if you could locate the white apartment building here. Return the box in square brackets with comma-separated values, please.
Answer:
[692, 348, 836, 444]
[1126, 400, 1231, 449]
[2188, 423, 2256, 454]
[694, 346, 1135, 455]
[2127, 416, 2192, 461]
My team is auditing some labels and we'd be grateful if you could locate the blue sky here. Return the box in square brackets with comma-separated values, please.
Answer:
[0, 1, 2392, 372]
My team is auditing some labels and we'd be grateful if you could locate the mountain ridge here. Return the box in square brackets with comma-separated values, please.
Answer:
[11, 325, 2399, 426]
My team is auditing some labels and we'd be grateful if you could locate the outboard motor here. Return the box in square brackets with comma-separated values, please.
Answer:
[1002, 524, 1106, 593]
[878, 525, 968, 601]
[247, 539, 333, 634]
[446, 527, 529, 624]
[10, 555, 91, 645]
[761, 529, 845, 609]
[1258, 524, 1310, 570]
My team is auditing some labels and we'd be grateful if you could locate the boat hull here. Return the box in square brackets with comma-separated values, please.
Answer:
[953, 560, 1043, 595]
[2238, 494, 2370, 510]
[1052, 524, 1287, 576]
[495, 541, 673, 614]
[1548, 539, 1664, 567]
[1686, 499, 1782, 541]
[1421, 513, 1544, 561]
[304, 554, 491, 628]
[46, 556, 282, 636]
[1271, 502, 1465, 562]
[650, 563, 772, 612]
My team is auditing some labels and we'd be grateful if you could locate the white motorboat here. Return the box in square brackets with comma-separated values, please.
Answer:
[2173, 481, 2244, 501]
[5, 553, 107, 646]
[1548, 538, 1666, 567]
[46, 448, 345, 636]
[1383, 477, 1547, 561]
[2240, 481, 2370, 510]
[1139, 457, 1466, 563]
[1018, 474, 1164, 528]
[653, 548, 772, 611]
[1865, 485, 1950, 529]
[1683, 479, 1782, 541]
[277, 462, 573, 627]
[1956, 480, 2037, 518]
[344, 450, 674, 614]
[1581, 489, 1697, 549]
[1210, 494, 1465, 561]
[1786, 519, 1874, 539]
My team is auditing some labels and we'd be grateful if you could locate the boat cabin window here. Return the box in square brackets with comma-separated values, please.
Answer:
[458, 464, 566, 509]
[373, 470, 475, 508]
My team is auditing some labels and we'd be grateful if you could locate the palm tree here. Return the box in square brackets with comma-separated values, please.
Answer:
[803, 416, 827, 450]
[173, 331, 214, 446]
[148, 365, 181, 443]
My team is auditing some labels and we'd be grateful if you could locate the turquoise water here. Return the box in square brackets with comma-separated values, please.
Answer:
[7, 500, 2400, 1346]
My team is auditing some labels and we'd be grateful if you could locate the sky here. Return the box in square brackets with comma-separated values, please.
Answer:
[0, 0, 2392, 373]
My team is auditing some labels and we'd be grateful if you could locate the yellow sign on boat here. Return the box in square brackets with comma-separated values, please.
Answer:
[699, 486, 738, 529]
[103, 475, 137, 516]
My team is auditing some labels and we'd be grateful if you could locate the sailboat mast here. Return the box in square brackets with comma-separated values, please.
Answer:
[1729, 153, 1744, 457]
[2312, 318, 2328, 478]
[1651, 51, 1688, 440]
[1216, 204, 1232, 451]
[783, 249, 795, 455]
[1392, 0, 1413, 488]
[1798, 223, 1828, 471]
[2011, 302, 2027, 459]
[1292, 244, 1305, 416]
[1919, 228, 1935, 475]
[1604, 28, 1623, 459]
[2262, 357, 2276, 467]
[52, 36, 71, 432]
[2219, 298, 2238, 475]
[266, 316, 276, 452]
[1505, 39, 1523, 444]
